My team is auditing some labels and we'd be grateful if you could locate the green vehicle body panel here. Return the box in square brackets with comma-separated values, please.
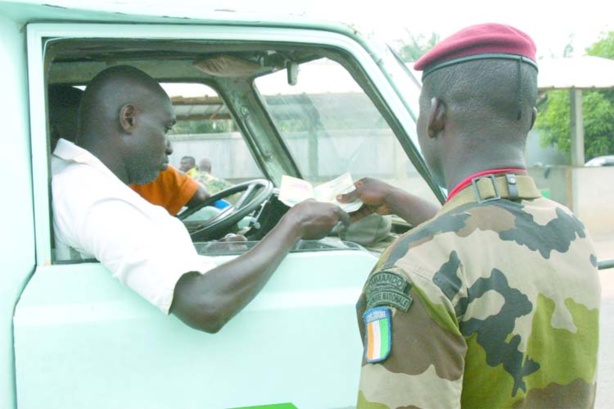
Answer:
[0, 1, 432, 408]
[14, 252, 376, 408]
[0, 11, 35, 409]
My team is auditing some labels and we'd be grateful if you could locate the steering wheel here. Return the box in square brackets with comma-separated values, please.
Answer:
[178, 179, 274, 241]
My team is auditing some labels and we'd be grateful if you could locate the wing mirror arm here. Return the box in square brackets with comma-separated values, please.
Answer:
[286, 60, 298, 86]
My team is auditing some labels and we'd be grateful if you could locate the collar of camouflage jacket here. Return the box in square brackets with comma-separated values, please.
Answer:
[443, 173, 542, 210]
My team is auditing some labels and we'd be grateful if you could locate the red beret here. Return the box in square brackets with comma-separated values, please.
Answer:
[414, 23, 538, 78]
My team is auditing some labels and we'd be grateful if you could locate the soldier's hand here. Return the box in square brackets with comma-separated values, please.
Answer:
[336, 177, 395, 222]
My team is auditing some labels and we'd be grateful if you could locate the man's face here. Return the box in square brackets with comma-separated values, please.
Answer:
[199, 159, 211, 173]
[126, 95, 175, 185]
[179, 157, 194, 173]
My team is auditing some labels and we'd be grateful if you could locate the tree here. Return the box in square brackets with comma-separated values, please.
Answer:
[171, 118, 235, 135]
[393, 31, 439, 62]
[536, 32, 614, 162]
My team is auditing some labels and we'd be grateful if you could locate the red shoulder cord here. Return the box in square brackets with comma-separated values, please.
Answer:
[446, 168, 526, 202]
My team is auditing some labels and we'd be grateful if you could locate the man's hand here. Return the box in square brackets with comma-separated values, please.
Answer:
[285, 199, 350, 240]
[337, 177, 440, 226]
[171, 198, 350, 333]
[336, 177, 395, 222]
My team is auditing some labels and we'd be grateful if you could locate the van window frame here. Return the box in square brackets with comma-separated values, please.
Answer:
[27, 22, 425, 265]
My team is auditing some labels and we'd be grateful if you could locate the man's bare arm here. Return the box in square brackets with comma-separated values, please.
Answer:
[337, 177, 440, 227]
[170, 199, 349, 333]
[185, 183, 210, 209]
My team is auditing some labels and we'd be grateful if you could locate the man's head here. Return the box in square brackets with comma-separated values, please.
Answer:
[48, 85, 84, 149]
[180, 156, 196, 173]
[199, 157, 212, 173]
[413, 23, 538, 188]
[79, 65, 176, 185]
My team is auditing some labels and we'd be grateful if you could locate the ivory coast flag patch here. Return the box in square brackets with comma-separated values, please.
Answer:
[363, 306, 392, 363]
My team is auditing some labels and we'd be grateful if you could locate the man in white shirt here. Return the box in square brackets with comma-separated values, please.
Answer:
[52, 65, 348, 333]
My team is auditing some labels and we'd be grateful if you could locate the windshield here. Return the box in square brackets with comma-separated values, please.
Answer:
[386, 44, 423, 122]
[255, 57, 440, 204]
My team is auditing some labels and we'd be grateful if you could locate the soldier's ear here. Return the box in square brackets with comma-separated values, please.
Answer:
[427, 97, 446, 138]
[529, 107, 537, 130]
[119, 104, 138, 133]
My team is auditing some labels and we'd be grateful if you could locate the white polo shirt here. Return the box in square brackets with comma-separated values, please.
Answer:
[52, 138, 217, 313]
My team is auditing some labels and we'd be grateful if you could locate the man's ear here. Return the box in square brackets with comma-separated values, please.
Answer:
[119, 104, 138, 133]
[529, 107, 537, 130]
[427, 97, 446, 138]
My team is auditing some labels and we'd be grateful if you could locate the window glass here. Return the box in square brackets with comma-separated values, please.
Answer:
[163, 83, 263, 182]
[255, 58, 438, 202]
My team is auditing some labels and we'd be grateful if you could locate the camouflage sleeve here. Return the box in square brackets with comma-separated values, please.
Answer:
[357, 267, 466, 409]
[195, 172, 234, 196]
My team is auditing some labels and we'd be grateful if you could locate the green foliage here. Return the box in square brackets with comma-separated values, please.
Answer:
[537, 90, 614, 160]
[583, 92, 614, 158]
[536, 31, 614, 161]
[537, 91, 571, 154]
[171, 119, 235, 135]
[586, 31, 614, 58]
[394, 32, 439, 62]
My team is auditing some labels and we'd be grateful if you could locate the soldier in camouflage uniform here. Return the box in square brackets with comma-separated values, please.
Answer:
[339, 23, 601, 408]
[194, 157, 235, 206]
[195, 170, 234, 196]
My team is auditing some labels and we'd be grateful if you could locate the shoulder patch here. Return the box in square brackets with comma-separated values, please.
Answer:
[365, 270, 413, 312]
[363, 307, 392, 363]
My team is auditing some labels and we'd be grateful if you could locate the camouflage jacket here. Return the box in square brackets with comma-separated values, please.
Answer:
[194, 171, 234, 196]
[356, 174, 601, 409]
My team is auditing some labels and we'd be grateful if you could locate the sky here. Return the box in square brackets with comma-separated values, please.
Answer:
[48, 0, 613, 59]
[221, 0, 613, 59]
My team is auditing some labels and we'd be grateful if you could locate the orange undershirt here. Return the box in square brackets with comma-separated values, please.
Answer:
[130, 165, 199, 215]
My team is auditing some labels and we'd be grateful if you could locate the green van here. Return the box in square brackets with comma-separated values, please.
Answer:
[0, 1, 444, 408]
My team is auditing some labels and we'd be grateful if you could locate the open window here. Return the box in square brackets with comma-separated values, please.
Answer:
[37, 25, 440, 263]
